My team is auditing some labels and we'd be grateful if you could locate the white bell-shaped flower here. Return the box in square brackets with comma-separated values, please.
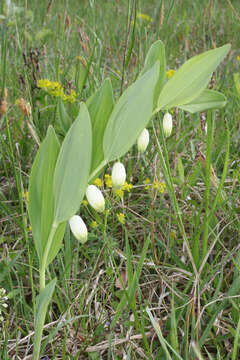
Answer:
[163, 112, 173, 138]
[86, 185, 105, 212]
[137, 128, 149, 153]
[69, 215, 88, 244]
[112, 162, 126, 189]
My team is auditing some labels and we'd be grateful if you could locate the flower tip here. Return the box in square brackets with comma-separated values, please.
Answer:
[69, 215, 88, 244]
[86, 185, 105, 212]
[163, 112, 173, 138]
[137, 128, 149, 153]
[112, 162, 126, 189]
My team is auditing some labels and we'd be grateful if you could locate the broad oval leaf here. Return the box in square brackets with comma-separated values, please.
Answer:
[53, 102, 92, 223]
[179, 89, 227, 113]
[103, 62, 159, 162]
[157, 44, 230, 111]
[28, 126, 60, 262]
[87, 78, 114, 173]
[140, 40, 166, 110]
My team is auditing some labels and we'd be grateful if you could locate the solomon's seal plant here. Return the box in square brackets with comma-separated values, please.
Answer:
[27, 40, 230, 359]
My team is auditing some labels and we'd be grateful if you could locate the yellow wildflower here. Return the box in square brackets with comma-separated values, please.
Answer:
[158, 182, 166, 193]
[28, 225, 32, 231]
[153, 181, 166, 193]
[90, 221, 98, 229]
[82, 200, 88, 206]
[37, 79, 51, 88]
[122, 181, 133, 192]
[37, 79, 76, 103]
[237, 56, 240, 61]
[137, 11, 152, 22]
[105, 174, 112, 188]
[93, 178, 104, 187]
[144, 178, 151, 190]
[117, 212, 125, 224]
[114, 188, 124, 198]
[166, 69, 176, 79]
[64, 89, 77, 103]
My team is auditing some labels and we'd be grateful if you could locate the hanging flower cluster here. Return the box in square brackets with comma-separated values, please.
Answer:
[68, 121, 171, 242]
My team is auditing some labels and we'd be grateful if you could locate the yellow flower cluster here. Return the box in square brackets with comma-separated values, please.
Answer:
[137, 11, 152, 22]
[153, 181, 166, 194]
[144, 179, 166, 193]
[117, 212, 125, 224]
[166, 69, 176, 79]
[82, 200, 88, 206]
[237, 56, 240, 61]
[37, 79, 76, 103]
[104, 174, 112, 188]
[93, 178, 104, 187]
[90, 221, 98, 229]
[24, 191, 29, 202]
[114, 181, 133, 198]
[104, 174, 133, 198]
[144, 178, 151, 190]
[122, 182, 133, 192]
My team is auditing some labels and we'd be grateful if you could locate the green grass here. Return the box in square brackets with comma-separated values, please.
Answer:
[1, 0, 240, 358]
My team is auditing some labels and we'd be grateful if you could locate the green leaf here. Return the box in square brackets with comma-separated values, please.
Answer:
[77, 61, 88, 93]
[146, 307, 184, 360]
[157, 44, 230, 111]
[28, 126, 60, 262]
[232, 316, 240, 360]
[177, 156, 185, 185]
[103, 62, 159, 162]
[33, 278, 56, 359]
[53, 102, 92, 223]
[46, 221, 66, 267]
[199, 275, 240, 347]
[179, 89, 227, 113]
[140, 40, 166, 110]
[87, 78, 114, 173]
[57, 98, 72, 133]
[110, 236, 151, 330]
[234, 73, 240, 96]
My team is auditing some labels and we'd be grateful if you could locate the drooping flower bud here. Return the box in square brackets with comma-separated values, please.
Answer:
[163, 112, 172, 138]
[112, 162, 126, 189]
[69, 215, 88, 244]
[137, 128, 149, 153]
[86, 185, 105, 212]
